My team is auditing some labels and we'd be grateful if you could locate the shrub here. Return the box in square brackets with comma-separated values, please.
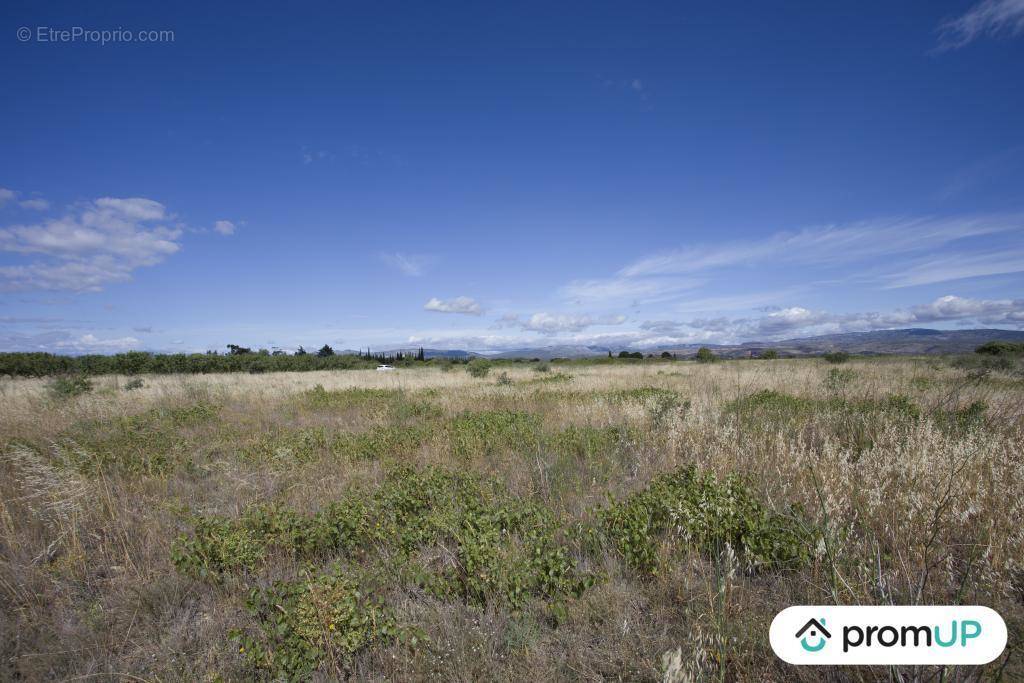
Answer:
[760, 349, 779, 360]
[695, 347, 716, 363]
[446, 410, 541, 459]
[533, 362, 550, 373]
[231, 568, 397, 680]
[123, 377, 145, 391]
[600, 466, 812, 574]
[824, 368, 855, 392]
[822, 351, 851, 364]
[173, 466, 595, 612]
[975, 340, 1024, 356]
[496, 371, 513, 386]
[466, 358, 492, 378]
[48, 376, 93, 398]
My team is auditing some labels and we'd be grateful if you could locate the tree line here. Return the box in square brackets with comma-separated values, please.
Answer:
[0, 345, 429, 378]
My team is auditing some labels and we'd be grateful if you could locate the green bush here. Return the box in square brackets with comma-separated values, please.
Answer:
[496, 371, 513, 386]
[446, 410, 541, 459]
[533, 362, 550, 373]
[48, 376, 93, 398]
[695, 347, 716, 363]
[173, 466, 595, 610]
[824, 368, 855, 392]
[600, 466, 812, 574]
[975, 340, 1024, 356]
[466, 358, 492, 378]
[123, 377, 145, 391]
[231, 568, 397, 680]
[822, 351, 851, 364]
[760, 349, 779, 360]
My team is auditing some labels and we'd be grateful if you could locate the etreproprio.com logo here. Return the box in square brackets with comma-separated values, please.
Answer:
[770, 606, 1007, 665]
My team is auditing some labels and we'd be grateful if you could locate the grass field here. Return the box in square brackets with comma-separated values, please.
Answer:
[1, 357, 1022, 681]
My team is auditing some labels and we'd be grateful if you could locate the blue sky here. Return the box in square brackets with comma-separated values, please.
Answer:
[1, 1, 1023, 353]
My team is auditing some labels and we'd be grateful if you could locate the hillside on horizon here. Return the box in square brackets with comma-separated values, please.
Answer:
[480, 328, 1024, 359]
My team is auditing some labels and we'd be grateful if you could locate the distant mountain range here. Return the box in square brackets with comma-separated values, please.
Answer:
[387, 329, 1024, 360]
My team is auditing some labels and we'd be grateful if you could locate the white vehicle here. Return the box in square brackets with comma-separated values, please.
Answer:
[376, 364, 395, 372]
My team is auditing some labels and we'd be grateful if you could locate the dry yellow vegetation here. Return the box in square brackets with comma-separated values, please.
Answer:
[1, 357, 1022, 681]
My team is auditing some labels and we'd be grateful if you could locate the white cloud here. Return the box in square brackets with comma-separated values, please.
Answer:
[402, 294, 1024, 352]
[213, 220, 236, 236]
[882, 249, 1024, 288]
[620, 216, 1017, 278]
[938, 0, 1024, 50]
[561, 276, 702, 304]
[381, 252, 432, 277]
[0, 197, 183, 292]
[673, 295, 1024, 343]
[54, 333, 140, 352]
[424, 296, 483, 315]
[513, 312, 626, 334]
[0, 188, 15, 206]
[19, 198, 50, 211]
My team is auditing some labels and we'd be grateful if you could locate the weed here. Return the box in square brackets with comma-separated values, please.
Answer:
[231, 568, 397, 680]
[466, 359, 492, 378]
[824, 368, 855, 392]
[48, 376, 93, 399]
[600, 466, 812, 574]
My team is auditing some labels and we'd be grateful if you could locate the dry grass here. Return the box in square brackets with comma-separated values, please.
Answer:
[1, 357, 1022, 681]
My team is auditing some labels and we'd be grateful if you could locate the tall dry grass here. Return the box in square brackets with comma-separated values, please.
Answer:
[1, 357, 1021, 681]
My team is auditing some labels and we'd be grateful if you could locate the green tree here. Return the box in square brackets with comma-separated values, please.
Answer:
[760, 349, 779, 360]
[317, 344, 335, 357]
[695, 347, 716, 363]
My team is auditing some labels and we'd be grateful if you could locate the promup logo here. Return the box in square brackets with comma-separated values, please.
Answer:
[770, 606, 1006, 665]
[796, 618, 831, 652]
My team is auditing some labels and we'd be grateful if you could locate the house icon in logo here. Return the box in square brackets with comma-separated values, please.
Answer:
[795, 618, 831, 652]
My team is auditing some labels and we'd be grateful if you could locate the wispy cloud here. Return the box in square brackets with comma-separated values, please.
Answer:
[213, 220, 236, 236]
[882, 249, 1024, 288]
[424, 296, 483, 315]
[560, 276, 703, 305]
[937, 0, 1024, 50]
[500, 312, 627, 334]
[0, 188, 50, 211]
[54, 333, 140, 352]
[660, 295, 1024, 343]
[301, 147, 334, 165]
[19, 198, 50, 211]
[381, 252, 433, 277]
[0, 197, 183, 292]
[621, 216, 1017, 277]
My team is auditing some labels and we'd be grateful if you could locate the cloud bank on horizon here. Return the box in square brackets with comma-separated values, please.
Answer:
[2, 0, 1023, 354]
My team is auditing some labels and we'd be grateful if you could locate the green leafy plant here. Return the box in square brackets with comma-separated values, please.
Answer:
[48, 376, 93, 398]
[599, 466, 812, 574]
[695, 347, 717, 363]
[466, 358, 492, 378]
[824, 368, 855, 392]
[231, 568, 397, 680]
